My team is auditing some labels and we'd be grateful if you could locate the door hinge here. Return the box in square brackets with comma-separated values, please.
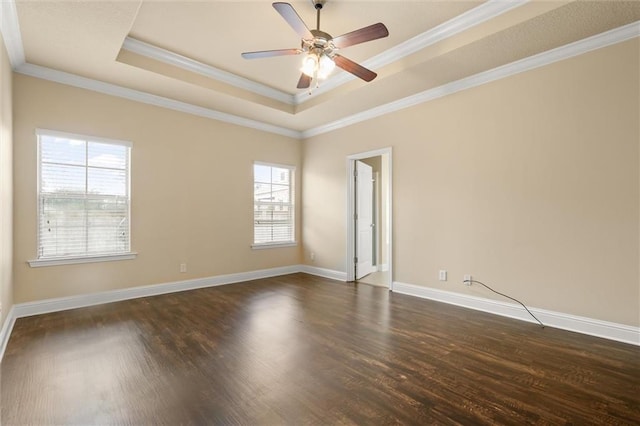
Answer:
[354, 257, 358, 263]
[354, 169, 358, 177]
[354, 213, 358, 220]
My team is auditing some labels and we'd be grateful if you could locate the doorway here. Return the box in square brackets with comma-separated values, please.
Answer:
[346, 148, 392, 290]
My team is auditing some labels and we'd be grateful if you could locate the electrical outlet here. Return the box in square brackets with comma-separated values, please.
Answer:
[439, 270, 447, 281]
[464, 274, 472, 285]
[180, 263, 187, 273]
[310, 252, 316, 261]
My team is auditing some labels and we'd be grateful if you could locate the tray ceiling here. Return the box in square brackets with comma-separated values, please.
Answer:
[9, 0, 640, 135]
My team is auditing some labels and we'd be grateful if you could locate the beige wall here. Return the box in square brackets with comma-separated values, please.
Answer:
[13, 75, 302, 303]
[7, 37, 640, 328]
[303, 40, 640, 327]
[0, 34, 13, 326]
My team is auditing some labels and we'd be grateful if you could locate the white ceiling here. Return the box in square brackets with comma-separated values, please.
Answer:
[6, 1, 640, 137]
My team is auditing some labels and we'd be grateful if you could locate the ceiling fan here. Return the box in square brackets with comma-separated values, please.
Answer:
[241, 0, 389, 90]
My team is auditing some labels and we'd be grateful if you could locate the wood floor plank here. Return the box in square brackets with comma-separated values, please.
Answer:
[2, 273, 639, 424]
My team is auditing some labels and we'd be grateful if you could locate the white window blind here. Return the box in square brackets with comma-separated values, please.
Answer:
[37, 130, 132, 260]
[253, 162, 295, 246]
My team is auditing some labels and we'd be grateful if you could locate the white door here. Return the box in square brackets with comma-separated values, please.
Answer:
[356, 161, 375, 279]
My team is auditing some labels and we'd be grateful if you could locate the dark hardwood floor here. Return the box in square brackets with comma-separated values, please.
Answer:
[2, 273, 639, 425]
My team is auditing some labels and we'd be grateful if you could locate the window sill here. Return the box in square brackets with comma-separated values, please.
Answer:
[251, 242, 297, 250]
[28, 252, 138, 268]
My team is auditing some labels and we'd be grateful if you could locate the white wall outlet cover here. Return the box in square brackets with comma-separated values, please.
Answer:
[439, 270, 447, 281]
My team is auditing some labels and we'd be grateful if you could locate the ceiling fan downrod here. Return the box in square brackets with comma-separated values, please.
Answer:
[314, 0, 324, 31]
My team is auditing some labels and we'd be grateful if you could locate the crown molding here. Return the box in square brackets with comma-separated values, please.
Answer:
[0, 0, 25, 67]
[15, 63, 303, 139]
[293, 0, 529, 104]
[302, 20, 640, 138]
[6, 1, 638, 142]
[122, 37, 295, 106]
[12, 20, 639, 141]
[0, 0, 529, 110]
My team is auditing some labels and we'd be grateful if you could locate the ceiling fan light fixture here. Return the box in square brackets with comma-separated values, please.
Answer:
[301, 52, 335, 80]
[301, 53, 318, 77]
[317, 53, 335, 79]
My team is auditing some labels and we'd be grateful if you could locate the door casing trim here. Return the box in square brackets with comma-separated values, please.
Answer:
[346, 147, 393, 289]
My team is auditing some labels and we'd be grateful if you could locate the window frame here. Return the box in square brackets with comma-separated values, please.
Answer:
[28, 129, 137, 267]
[251, 161, 297, 249]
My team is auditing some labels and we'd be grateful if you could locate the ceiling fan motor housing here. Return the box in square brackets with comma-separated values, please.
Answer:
[302, 29, 335, 57]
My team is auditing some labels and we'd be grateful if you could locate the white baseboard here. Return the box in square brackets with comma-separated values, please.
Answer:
[392, 281, 640, 346]
[3, 269, 635, 364]
[0, 263, 348, 362]
[299, 265, 348, 281]
[13, 265, 302, 319]
[0, 306, 17, 363]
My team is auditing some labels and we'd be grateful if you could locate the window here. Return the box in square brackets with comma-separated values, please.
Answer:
[253, 162, 295, 248]
[30, 129, 134, 266]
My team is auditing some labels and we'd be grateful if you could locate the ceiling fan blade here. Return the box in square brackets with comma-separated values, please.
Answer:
[297, 73, 311, 89]
[333, 54, 377, 82]
[242, 49, 302, 59]
[332, 23, 389, 49]
[273, 2, 313, 40]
